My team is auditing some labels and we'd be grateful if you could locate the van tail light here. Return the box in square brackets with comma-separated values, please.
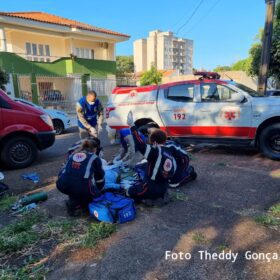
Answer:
[106, 107, 115, 119]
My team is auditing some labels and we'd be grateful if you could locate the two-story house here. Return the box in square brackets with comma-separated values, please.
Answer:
[0, 11, 129, 111]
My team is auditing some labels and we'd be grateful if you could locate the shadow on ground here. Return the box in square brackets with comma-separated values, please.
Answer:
[45, 145, 280, 280]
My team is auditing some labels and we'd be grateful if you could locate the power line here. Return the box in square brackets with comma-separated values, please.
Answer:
[182, 0, 222, 36]
[176, 0, 205, 34]
[169, 2, 198, 31]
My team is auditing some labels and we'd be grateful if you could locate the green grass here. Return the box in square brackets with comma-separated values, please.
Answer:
[0, 258, 49, 280]
[82, 222, 116, 248]
[170, 191, 188, 202]
[255, 214, 279, 227]
[217, 244, 230, 252]
[0, 211, 47, 254]
[192, 232, 207, 244]
[269, 203, 280, 216]
[0, 195, 18, 212]
[0, 210, 118, 280]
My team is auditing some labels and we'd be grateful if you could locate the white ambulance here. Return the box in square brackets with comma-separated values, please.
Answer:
[106, 72, 280, 160]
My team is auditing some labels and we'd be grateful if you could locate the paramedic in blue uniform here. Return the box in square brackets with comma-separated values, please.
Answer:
[76, 90, 104, 139]
[165, 139, 197, 188]
[113, 128, 147, 167]
[126, 111, 177, 203]
[66, 136, 103, 162]
[56, 138, 105, 216]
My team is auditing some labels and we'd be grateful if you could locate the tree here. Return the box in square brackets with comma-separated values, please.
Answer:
[116, 56, 134, 77]
[231, 59, 250, 71]
[0, 68, 9, 90]
[140, 64, 162, 86]
[246, 44, 262, 76]
[246, 1, 280, 84]
[213, 65, 231, 72]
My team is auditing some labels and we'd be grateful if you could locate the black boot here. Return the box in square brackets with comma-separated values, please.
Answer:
[65, 199, 86, 217]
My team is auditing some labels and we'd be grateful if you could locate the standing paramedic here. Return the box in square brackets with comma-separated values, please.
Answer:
[76, 90, 104, 139]
[126, 111, 177, 204]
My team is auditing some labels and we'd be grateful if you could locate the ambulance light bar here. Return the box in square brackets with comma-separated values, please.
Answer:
[194, 71, 221, 80]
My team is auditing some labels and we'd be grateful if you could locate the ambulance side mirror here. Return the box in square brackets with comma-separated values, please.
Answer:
[231, 92, 246, 103]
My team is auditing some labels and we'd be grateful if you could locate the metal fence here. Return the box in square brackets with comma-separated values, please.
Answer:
[17, 75, 32, 101]
[16, 75, 117, 114]
[36, 76, 82, 113]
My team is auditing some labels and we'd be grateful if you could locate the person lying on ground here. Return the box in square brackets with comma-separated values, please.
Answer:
[125, 111, 177, 205]
[56, 138, 105, 216]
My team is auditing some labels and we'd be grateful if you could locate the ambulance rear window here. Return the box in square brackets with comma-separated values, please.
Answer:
[167, 84, 194, 102]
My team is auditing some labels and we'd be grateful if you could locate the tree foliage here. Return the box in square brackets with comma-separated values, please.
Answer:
[140, 64, 162, 86]
[246, 1, 280, 83]
[116, 56, 134, 77]
[213, 65, 231, 72]
[246, 44, 262, 76]
[0, 68, 9, 90]
[231, 59, 249, 71]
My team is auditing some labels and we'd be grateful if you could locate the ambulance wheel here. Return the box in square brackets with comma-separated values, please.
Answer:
[259, 123, 280, 160]
[1, 136, 38, 169]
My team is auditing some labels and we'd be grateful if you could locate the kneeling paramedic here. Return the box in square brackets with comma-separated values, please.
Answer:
[126, 111, 177, 203]
[66, 136, 103, 162]
[113, 128, 147, 167]
[165, 139, 197, 188]
[56, 139, 105, 216]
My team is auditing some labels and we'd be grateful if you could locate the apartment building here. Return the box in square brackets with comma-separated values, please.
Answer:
[134, 30, 193, 74]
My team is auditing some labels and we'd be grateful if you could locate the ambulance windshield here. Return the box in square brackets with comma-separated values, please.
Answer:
[231, 82, 261, 97]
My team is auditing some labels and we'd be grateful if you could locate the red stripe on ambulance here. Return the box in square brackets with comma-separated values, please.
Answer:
[166, 126, 257, 138]
[110, 126, 257, 139]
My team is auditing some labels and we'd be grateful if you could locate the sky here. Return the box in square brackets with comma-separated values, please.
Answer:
[1, 0, 266, 70]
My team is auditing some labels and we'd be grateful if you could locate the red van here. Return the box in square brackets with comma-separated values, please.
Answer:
[0, 89, 55, 169]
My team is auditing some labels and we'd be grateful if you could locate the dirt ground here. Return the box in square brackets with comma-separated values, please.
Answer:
[1, 142, 280, 280]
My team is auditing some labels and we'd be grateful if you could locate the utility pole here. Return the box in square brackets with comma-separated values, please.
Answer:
[258, 0, 276, 95]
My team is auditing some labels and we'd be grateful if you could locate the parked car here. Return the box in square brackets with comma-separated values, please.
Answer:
[14, 98, 71, 135]
[20, 91, 32, 101]
[0, 90, 55, 169]
[266, 89, 280, 97]
[43, 90, 64, 102]
[106, 72, 280, 160]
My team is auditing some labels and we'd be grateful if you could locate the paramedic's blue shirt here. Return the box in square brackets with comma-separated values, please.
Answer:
[119, 128, 146, 151]
[77, 96, 100, 129]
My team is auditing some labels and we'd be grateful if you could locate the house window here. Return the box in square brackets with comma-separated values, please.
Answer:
[26, 43, 31, 55]
[25, 42, 51, 62]
[45, 45, 50, 57]
[32, 44, 37, 56]
[74, 47, 93, 59]
[39, 45, 44, 56]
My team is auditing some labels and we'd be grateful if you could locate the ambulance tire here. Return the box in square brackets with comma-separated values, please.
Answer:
[259, 123, 280, 160]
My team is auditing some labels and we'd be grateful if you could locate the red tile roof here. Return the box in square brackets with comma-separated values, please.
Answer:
[0, 11, 130, 38]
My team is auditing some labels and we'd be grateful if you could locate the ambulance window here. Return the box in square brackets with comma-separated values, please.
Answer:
[201, 83, 237, 102]
[167, 84, 194, 102]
